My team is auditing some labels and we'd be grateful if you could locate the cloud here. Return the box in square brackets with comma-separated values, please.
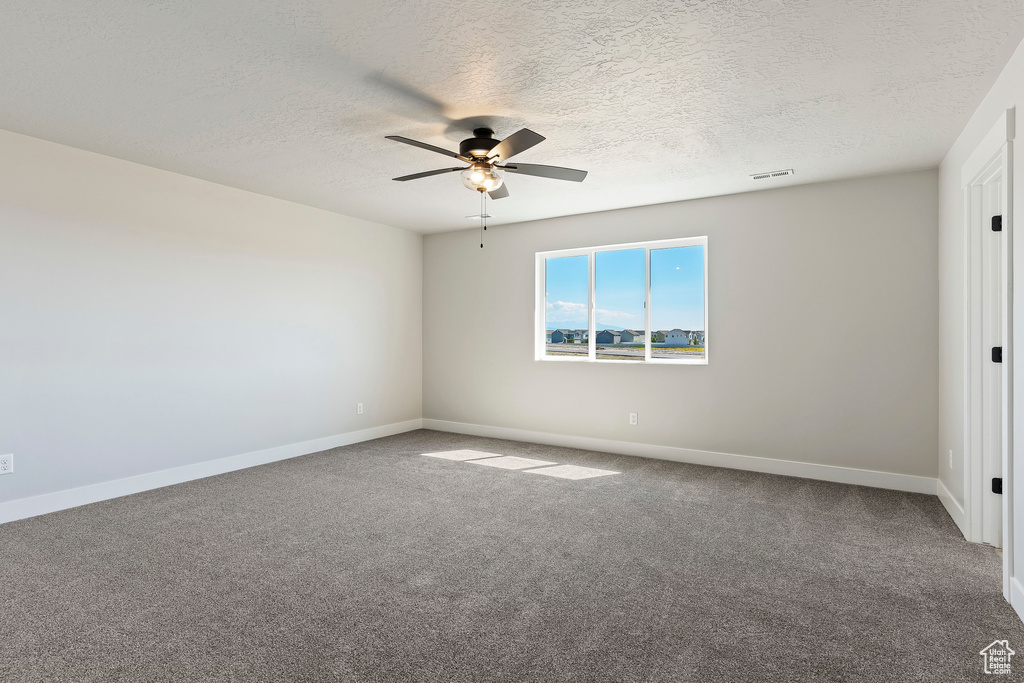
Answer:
[598, 308, 638, 321]
[546, 300, 639, 325]
[546, 300, 587, 319]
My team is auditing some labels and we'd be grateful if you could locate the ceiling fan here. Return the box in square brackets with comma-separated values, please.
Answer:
[385, 127, 587, 199]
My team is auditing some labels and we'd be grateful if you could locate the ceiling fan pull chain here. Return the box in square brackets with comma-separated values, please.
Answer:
[480, 190, 484, 248]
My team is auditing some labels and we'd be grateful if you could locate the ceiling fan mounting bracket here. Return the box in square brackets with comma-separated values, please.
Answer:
[459, 128, 500, 158]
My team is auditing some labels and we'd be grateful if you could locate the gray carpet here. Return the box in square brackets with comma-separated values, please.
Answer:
[1, 429, 1021, 682]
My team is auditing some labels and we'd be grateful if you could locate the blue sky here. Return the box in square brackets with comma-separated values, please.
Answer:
[545, 246, 704, 331]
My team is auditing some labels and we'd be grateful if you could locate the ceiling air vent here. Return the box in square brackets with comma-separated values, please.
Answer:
[750, 169, 794, 181]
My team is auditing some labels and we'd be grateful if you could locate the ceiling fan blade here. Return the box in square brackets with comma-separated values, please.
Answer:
[488, 183, 510, 200]
[392, 167, 465, 182]
[487, 128, 545, 162]
[385, 136, 469, 162]
[503, 163, 588, 182]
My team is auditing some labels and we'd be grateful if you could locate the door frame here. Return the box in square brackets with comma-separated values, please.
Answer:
[960, 108, 1014, 603]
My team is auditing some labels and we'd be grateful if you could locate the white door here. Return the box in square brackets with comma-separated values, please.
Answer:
[966, 153, 1009, 550]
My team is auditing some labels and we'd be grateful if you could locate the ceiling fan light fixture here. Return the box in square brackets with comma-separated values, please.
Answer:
[461, 164, 503, 192]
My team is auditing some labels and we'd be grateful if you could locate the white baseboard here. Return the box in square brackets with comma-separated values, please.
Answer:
[937, 476, 968, 537]
[0, 419, 423, 525]
[1011, 577, 1024, 625]
[3, 417, 940, 526]
[422, 419, 938, 495]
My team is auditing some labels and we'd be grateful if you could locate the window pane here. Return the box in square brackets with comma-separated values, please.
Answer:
[650, 245, 705, 360]
[544, 255, 589, 358]
[595, 248, 645, 361]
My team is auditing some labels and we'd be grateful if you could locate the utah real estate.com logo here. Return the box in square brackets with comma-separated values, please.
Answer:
[980, 640, 1015, 675]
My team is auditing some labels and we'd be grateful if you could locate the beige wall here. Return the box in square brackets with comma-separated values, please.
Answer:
[424, 171, 938, 478]
[0, 130, 422, 503]
[938, 35, 1024, 510]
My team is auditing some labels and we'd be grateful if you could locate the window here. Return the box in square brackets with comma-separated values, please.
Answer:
[536, 236, 707, 364]
[542, 254, 589, 358]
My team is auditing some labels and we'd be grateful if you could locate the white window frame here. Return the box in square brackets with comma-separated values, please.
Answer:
[535, 236, 709, 365]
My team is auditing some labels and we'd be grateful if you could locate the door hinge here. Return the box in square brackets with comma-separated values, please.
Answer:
[993, 478, 1003, 495]
[993, 215, 1003, 232]
[992, 346, 1003, 363]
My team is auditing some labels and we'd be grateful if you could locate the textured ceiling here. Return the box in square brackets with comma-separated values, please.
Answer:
[1, 1, 1023, 233]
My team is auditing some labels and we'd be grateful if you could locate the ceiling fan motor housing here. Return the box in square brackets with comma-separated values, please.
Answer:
[460, 128, 499, 158]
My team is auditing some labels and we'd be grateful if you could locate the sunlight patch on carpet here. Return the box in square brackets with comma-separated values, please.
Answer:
[466, 456, 556, 470]
[524, 465, 620, 480]
[421, 449, 503, 461]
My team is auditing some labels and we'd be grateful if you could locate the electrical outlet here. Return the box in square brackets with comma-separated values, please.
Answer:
[357, 403, 363, 415]
[629, 413, 638, 426]
[949, 449, 953, 469]
[0, 454, 12, 475]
